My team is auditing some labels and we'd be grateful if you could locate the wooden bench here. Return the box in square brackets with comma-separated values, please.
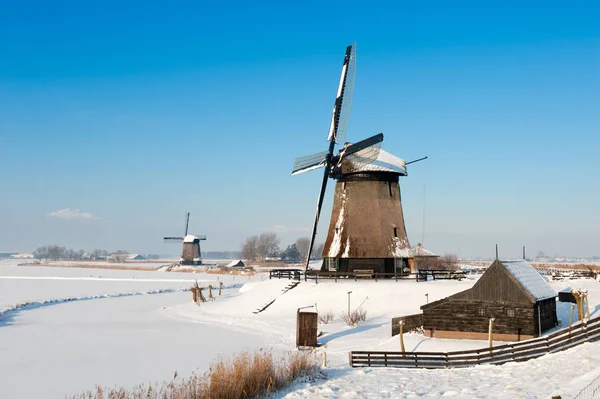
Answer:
[354, 269, 375, 279]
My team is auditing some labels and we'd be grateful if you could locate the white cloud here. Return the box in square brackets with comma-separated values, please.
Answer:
[264, 225, 310, 233]
[46, 208, 98, 220]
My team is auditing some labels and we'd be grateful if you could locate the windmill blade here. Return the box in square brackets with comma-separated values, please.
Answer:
[164, 237, 184, 241]
[291, 150, 329, 176]
[341, 144, 383, 173]
[305, 164, 331, 271]
[197, 235, 207, 241]
[340, 133, 383, 158]
[328, 43, 356, 144]
[184, 212, 190, 236]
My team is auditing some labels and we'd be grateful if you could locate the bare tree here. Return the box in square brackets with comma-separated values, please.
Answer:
[257, 232, 280, 261]
[311, 242, 324, 260]
[241, 235, 259, 261]
[32, 246, 49, 262]
[47, 245, 66, 261]
[420, 254, 459, 271]
[440, 254, 459, 270]
[295, 237, 310, 261]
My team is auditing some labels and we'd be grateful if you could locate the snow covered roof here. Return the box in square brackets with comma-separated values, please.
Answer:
[410, 244, 438, 257]
[227, 260, 244, 267]
[342, 149, 407, 175]
[501, 260, 556, 301]
[183, 235, 198, 243]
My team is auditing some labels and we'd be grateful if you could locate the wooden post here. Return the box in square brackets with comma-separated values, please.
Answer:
[323, 348, 327, 368]
[488, 318, 495, 350]
[347, 291, 352, 317]
[208, 285, 214, 301]
[219, 281, 223, 296]
[585, 295, 591, 320]
[538, 303, 542, 337]
[425, 293, 429, 304]
[399, 320, 406, 354]
[569, 304, 575, 331]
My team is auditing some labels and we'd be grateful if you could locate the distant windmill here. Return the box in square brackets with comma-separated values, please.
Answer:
[164, 212, 207, 265]
[292, 43, 426, 274]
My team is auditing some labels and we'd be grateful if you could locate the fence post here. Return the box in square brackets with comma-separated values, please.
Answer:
[399, 321, 406, 354]
[349, 352, 352, 367]
[384, 353, 388, 367]
[368, 352, 371, 367]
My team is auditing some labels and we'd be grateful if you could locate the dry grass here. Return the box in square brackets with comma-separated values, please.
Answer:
[69, 349, 318, 399]
[342, 309, 367, 327]
[319, 311, 334, 324]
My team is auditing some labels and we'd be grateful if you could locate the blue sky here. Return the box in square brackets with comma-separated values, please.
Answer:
[1, 1, 598, 258]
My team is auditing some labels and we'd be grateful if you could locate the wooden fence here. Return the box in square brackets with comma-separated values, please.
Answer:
[350, 316, 600, 369]
[269, 269, 303, 280]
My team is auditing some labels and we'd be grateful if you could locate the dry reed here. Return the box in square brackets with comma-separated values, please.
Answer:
[69, 349, 318, 399]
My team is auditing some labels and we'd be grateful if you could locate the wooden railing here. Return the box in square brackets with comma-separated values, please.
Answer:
[269, 269, 303, 280]
[350, 316, 600, 369]
[305, 271, 411, 282]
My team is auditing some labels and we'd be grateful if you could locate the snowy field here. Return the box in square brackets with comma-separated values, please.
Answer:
[1, 259, 600, 398]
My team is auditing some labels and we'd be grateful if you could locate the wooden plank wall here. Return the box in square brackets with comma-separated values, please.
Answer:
[391, 314, 423, 336]
[423, 299, 535, 336]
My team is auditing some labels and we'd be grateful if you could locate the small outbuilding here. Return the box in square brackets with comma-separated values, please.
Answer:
[227, 260, 245, 268]
[421, 259, 557, 341]
[408, 243, 439, 272]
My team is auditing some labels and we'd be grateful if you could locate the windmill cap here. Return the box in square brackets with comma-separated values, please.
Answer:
[183, 235, 199, 243]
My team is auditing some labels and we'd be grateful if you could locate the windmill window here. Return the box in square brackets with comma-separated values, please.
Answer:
[478, 308, 486, 316]
[394, 228, 398, 237]
[507, 309, 515, 318]
[388, 182, 393, 197]
[343, 182, 347, 191]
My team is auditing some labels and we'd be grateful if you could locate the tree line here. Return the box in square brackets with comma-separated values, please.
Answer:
[32, 246, 131, 262]
[241, 234, 324, 262]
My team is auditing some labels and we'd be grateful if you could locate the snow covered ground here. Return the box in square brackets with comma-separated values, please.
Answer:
[2, 260, 600, 398]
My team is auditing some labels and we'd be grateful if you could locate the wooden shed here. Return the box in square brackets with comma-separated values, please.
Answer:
[421, 259, 557, 341]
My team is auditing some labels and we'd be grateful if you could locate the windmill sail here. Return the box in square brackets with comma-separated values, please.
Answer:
[328, 43, 356, 144]
[291, 43, 357, 272]
[292, 150, 329, 176]
[344, 149, 407, 175]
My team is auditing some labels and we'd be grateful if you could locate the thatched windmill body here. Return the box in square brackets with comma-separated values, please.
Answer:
[164, 213, 207, 265]
[292, 43, 425, 274]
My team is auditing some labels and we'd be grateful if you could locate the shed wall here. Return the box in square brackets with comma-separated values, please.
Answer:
[423, 299, 536, 338]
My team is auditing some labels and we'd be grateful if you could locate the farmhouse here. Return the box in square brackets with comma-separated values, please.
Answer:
[421, 259, 557, 341]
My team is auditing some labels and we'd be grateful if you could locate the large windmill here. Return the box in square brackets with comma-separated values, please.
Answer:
[164, 212, 207, 265]
[292, 43, 426, 275]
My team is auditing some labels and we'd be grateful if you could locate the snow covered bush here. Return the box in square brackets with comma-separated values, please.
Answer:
[319, 311, 334, 324]
[342, 309, 367, 327]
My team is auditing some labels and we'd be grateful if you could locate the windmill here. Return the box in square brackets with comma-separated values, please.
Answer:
[163, 212, 207, 265]
[292, 43, 426, 275]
